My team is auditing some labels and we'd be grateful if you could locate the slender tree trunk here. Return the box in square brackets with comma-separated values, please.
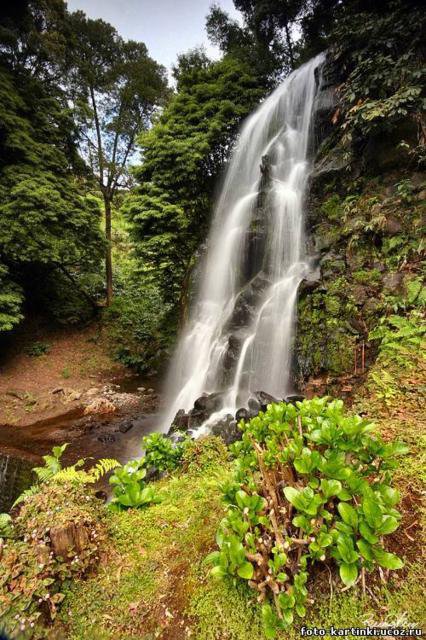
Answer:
[285, 22, 295, 69]
[104, 196, 113, 306]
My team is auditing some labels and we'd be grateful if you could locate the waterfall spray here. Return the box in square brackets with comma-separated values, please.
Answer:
[163, 53, 325, 432]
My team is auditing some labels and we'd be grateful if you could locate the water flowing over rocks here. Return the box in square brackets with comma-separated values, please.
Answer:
[167, 390, 305, 443]
[162, 54, 325, 432]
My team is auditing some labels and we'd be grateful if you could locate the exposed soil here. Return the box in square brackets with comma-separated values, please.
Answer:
[0, 318, 129, 427]
[0, 319, 163, 509]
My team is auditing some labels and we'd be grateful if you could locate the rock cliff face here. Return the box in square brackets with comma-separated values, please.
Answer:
[295, 54, 425, 387]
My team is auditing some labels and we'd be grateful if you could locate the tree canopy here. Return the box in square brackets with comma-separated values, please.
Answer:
[123, 52, 265, 308]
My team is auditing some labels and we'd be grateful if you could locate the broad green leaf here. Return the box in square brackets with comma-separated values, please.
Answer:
[339, 562, 358, 587]
[377, 516, 399, 535]
[211, 565, 227, 579]
[362, 497, 383, 529]
[338, 502, 358, 529]
[373, 548, 404, 570]
[357, 539, 373, 560]
[359, 521, 379, 544]
[237, 561, 254, 580]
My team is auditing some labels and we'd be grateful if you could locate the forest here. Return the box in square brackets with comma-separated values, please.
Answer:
[0, 0, 425, 638]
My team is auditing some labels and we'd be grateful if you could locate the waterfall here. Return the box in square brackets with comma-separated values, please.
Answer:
[163, 53, 325, 431]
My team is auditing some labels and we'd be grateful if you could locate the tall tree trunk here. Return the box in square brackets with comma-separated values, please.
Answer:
[104, 196, 113, 306]
[285, 22, 295, 69]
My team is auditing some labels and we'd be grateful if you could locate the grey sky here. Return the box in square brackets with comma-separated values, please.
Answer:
[66, 0, 241, 73]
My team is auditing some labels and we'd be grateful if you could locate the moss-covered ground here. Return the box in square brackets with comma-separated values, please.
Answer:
[46, 352, 426, 640]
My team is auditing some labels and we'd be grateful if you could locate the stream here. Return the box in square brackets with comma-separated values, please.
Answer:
[0, 374, 160, 512]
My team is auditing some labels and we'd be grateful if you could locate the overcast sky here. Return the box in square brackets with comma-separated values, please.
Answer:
[66, 0, 241, 73]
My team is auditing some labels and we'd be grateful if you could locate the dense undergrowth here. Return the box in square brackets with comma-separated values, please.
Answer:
[1, 347, 424, 640]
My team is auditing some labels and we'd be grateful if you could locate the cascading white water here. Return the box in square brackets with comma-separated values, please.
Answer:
[163, 53, 325, 431]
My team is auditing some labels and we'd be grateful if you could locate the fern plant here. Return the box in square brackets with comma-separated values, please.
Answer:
[13, 443, 120, 507]
[0, 513, 14, 538]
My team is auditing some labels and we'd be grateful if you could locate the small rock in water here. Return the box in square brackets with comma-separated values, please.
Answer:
[212, 417, 241, 445]
[253, 391, 279, 410]
[285, 394, 305, 404]
[97, 434, 116, 444]
[137, 387, 146, 393]
[118, 420, 133, 433]
[235, 407, 249, 421]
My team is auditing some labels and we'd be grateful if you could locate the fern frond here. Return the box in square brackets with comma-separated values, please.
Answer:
[90, 459, 121, 482]
[52, 467, 92, 485]
[13, 485, 39, 507]
[34, 466, 56, 482]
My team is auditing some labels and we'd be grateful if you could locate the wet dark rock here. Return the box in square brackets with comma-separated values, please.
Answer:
[248, 396, 261, 415]
[253, 391, 279, 410]
[118, 420, 133, 433]
[211, 416, 241, 445]
[170, 409, 190, 431]
[188, 408, 207, 429]
[299, 266, 322, 294]
[194, 392, 224, 413]
[235, 407, 249, 421]
[97, 434, 116, 444]
[284, 394, 305, 404]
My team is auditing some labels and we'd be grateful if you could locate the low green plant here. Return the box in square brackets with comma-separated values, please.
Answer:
[369, 311, 425, 369]
[24, 341, 50, 357]
[109, 459, 161, 510]
[13, 444, 120, 507]
[142, 432, 190, 472]
[206, 398, 407, 638]
[0, 512, 14, 538]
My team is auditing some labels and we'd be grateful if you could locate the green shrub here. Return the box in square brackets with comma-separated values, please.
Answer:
[25, 341, 50, 357]
[206, 398, 407, 638]
[142, 432, 189, 472]
[109, 459, 161, 510]
[369, 310, 425, 369]
[104, 280, 172, 373]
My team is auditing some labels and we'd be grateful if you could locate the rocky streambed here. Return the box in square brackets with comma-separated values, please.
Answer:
[168, 390, 305, 444]
[0, 381, 161, 511]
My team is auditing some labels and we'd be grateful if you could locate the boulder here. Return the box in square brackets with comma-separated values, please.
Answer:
[235, 407, 249, 421]
[188, 408, 207, 429]
[247, 396, 261, 415]
[211, 416, 241, 445]
[118, 420, 133, 434]
[194, 392, 224, 413]
[253, 391, 279, 410]
[168, 409, 190, 433]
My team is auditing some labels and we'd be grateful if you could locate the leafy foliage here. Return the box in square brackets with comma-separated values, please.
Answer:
[124, 52, 264, 306]
[0, 62, 104, 331]
[330, 1, 425, 157]
[103, 277, 172, 372]
[108, 433, 191, 509]
[207, 398, 407, 637]
[0, 483, 106, 637]
[142, 432, 190, 472]
[13, 443, 120, 507]
[109, 459, 161, 510]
